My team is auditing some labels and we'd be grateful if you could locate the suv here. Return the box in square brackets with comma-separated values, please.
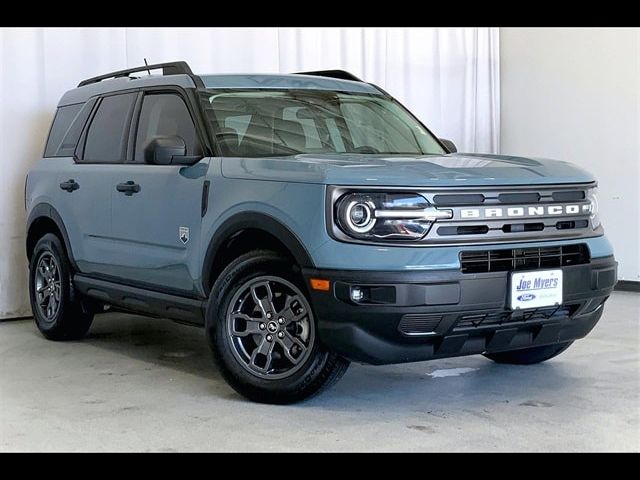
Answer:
[26, 61, 617, 404]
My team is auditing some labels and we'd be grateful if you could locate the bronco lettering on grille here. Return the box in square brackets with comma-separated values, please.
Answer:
[460, 204, 590, 219]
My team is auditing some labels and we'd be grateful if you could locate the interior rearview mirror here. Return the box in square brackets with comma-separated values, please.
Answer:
[439, 138, 457, 153]
[145, 136, 198, 165]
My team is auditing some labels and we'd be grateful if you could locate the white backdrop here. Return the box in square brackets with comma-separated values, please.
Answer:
[501, 28, 639, 282]
[0, 27, 500, 318]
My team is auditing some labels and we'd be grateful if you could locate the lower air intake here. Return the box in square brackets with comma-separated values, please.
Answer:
[398, 314, 442, 335]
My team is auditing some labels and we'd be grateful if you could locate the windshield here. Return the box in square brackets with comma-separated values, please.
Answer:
[201, 90, 446, 157]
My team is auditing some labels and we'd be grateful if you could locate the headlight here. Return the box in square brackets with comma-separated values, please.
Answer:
[586, 187, 601, 229]
[343, 198, 376, 233]
[335, 192, 453, 241]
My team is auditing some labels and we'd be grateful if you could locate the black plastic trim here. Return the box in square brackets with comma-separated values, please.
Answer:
[295, 69, 362, 82]
[80, 271, 203, 300]
[125, 91, 145, 162]
[73, 95, 101, 161]
[74, 274, 205, 325]
[78, 61, 196, 87]
[26, 203, 78, 271]
[303, 256, 617, 364]
[201, 180, 210, 217]
[201, 212, 315, 293]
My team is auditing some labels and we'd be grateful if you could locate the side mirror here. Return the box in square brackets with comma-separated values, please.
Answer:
[145, 136, 198, 165]
[440, 138, 457, 153]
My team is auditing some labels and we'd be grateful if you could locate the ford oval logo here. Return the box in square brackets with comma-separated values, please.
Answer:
[517, 293, 536, 302]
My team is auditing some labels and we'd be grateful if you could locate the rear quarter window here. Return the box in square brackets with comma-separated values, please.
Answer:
[44, 104, 83, 157]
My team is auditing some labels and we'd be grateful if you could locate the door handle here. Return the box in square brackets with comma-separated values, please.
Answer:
[59, 179, 79, 192]
[116, 181, 141, 196]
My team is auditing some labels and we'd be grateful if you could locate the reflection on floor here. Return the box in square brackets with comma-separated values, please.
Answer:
[1, 291, 638, 452]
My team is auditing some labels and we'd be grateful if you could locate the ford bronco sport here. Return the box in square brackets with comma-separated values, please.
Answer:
[25, 61, 617, 404]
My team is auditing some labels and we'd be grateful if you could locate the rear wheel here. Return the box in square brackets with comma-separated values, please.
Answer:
[483, 341, 574, 365]
[28, 233, 93, 340]
[206, 250, 349, 404]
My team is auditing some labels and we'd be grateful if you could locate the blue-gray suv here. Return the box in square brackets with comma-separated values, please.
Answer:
[25, 61, 617, 403]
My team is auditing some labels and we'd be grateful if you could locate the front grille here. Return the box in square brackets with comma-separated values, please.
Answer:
[454, 304, 579, 330]
[460, 244, 590, 273]
[426, 184, 595, 244]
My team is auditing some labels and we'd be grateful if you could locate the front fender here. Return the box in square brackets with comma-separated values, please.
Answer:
[200, 211, 315, 293]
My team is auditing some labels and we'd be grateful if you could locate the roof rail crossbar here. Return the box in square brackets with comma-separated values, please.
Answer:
[77, 61, 196, 88]
[294, 70, 362, 82]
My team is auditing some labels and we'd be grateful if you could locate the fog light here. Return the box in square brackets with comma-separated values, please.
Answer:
[350, 287, 364, 302]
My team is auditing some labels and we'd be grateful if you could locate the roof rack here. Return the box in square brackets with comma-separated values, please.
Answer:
[294, 69, 362, 82]
[77, 61, 198, 88]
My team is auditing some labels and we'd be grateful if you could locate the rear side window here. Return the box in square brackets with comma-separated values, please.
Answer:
[82, 93, 136, 163]
[44, 104, 83, 157]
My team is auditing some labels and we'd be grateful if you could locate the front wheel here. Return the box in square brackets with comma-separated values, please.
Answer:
[206, 250, 349, 404]
[483, 341, 574, 365]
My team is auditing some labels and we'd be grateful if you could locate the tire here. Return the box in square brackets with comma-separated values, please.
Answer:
[28, 233, 93, 341]
[483, 341, 574, 365]
[206, 250, 349, 404]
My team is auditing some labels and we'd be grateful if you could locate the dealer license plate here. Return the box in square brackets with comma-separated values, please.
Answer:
[509, 269, 563, 310]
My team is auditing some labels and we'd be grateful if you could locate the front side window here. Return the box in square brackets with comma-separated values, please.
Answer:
[202, 90, 445, 157]
[83, 93, 136, 163]
[134, 93, 201, 163]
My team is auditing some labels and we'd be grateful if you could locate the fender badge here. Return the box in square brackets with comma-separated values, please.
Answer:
[179, 226, 190, 245]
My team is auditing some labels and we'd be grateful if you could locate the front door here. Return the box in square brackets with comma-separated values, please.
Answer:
[109, 92, 208, 296]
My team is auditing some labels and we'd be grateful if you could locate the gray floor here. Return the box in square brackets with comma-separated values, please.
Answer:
[1, 291, 638, 452]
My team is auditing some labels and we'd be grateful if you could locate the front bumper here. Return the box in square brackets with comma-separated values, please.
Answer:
[303, 256, 617, 365]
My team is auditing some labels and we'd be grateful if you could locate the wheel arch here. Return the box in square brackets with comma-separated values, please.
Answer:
[202, 212, 315, 294]
[26, 203, 78, 270]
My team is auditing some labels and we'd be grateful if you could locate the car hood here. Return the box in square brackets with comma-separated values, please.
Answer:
[221, 153, 595, 187]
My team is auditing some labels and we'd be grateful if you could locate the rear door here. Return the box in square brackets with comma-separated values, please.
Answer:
[54, 92, 137, 276]
[109, 90, 208, 296]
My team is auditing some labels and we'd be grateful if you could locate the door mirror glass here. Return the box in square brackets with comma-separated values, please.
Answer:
[440, 138, 457, 153]
[145, 136, 190, 165]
